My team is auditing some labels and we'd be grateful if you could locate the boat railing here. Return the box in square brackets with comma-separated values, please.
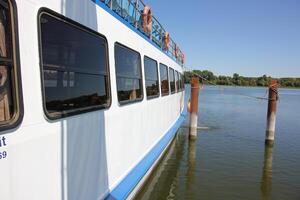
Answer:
[100, 0, 184, 66]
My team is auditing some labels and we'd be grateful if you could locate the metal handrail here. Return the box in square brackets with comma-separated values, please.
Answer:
[100, 0, 184, 66]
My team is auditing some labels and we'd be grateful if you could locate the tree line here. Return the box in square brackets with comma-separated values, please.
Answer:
[184, 70, 300, 88]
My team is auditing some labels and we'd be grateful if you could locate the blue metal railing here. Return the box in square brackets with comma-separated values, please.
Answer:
[100, 0, 184, 66]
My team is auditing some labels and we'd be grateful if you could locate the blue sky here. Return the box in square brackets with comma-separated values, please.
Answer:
[148, 0, 300, 78]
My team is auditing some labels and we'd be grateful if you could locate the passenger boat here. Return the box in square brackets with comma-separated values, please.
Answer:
[0, 0, 186, 199]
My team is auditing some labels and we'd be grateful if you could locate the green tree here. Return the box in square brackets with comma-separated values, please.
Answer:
[201, 70, 216, 81]
[233, 73, 241, 85]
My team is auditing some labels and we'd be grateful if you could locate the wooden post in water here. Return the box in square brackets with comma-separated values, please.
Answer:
[265, 80, 279, 146]
[189, 77, 200, 139]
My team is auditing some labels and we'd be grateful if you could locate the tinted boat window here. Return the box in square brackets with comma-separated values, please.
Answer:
[175, 71, 180, 92]
[0, 0, 22, 129]
[169, 68, 175, 94]
[144, 56, 159, 98]
[115, 43, 143, 104]
[40, 12, 110, 119]
[178, 72, 182, 91]
[181, 73, 185, 90]
[159, 63, 169, 96]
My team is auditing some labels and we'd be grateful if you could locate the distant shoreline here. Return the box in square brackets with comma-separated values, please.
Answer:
[184, 70, 300, 88]
[196, 84, 300, 89]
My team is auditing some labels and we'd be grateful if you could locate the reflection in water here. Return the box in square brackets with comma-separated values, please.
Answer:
[134, 130, 187, 200]
[135, 130, 200, 200]
[261, 145, 274, 200]
[185, 139, 197, 199]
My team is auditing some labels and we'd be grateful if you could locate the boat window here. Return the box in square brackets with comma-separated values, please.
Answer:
[181, 73, 185, 90]
[39, 12, 110, 119]
[115, 43, 143, 104]
[177, 71, 181, 91]
[144, 56, 159, 99]
[169, 68, 175, 94]
[175, 71, 180, 92]
[159, 63, 169, 96]
[0, 0, 22, 130]
[179, 72, 183, 91]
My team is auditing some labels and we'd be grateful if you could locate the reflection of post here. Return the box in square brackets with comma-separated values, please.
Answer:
[129, 79, 137, 100]
[260, 145, 273, 200]
[186, 139, 197, 197]
[189, 77, 200, 139]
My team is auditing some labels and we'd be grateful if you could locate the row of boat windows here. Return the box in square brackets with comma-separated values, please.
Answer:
[0, 3, 185, 129]
[41, 12, 184, 119]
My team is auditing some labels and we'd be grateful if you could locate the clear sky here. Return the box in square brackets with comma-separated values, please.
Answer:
[147, 0, 300, 78]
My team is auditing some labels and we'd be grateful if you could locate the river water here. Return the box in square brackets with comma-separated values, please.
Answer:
[135, 86, 300, 200]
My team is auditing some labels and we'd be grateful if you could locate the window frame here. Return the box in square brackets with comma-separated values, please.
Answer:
[177, 71, 181, 92]
[38, 8, 111, 120]
[0, 0, 23, 132]
[169, 67, 176, 94]
[178, 72, 182, 91]
[181, 73, 185, 91]
[114, 42, 144, 106]
[159, 63, 169, 97]
[176, 71, 183, 92]
[175, 70, 180, 92]
[143, 55, 159, 100]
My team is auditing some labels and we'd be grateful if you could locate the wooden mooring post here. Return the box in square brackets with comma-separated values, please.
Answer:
[265, 80, 279, 146]
[189, 77, 200, 140]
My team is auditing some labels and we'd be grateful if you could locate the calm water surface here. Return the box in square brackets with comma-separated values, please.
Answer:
[135, 86, 300, 200]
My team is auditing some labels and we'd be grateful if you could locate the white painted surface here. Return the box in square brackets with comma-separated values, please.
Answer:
[189, 113, 198, 138]
[266, 112, 276, 141]
[0, 1, 185, 200]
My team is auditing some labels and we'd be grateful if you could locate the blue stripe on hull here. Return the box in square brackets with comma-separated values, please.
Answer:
[106, 107, 187, 200]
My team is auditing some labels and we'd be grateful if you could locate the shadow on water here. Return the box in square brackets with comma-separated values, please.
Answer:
[59, 1, 110, 200]
[260, 145, 274, 200]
